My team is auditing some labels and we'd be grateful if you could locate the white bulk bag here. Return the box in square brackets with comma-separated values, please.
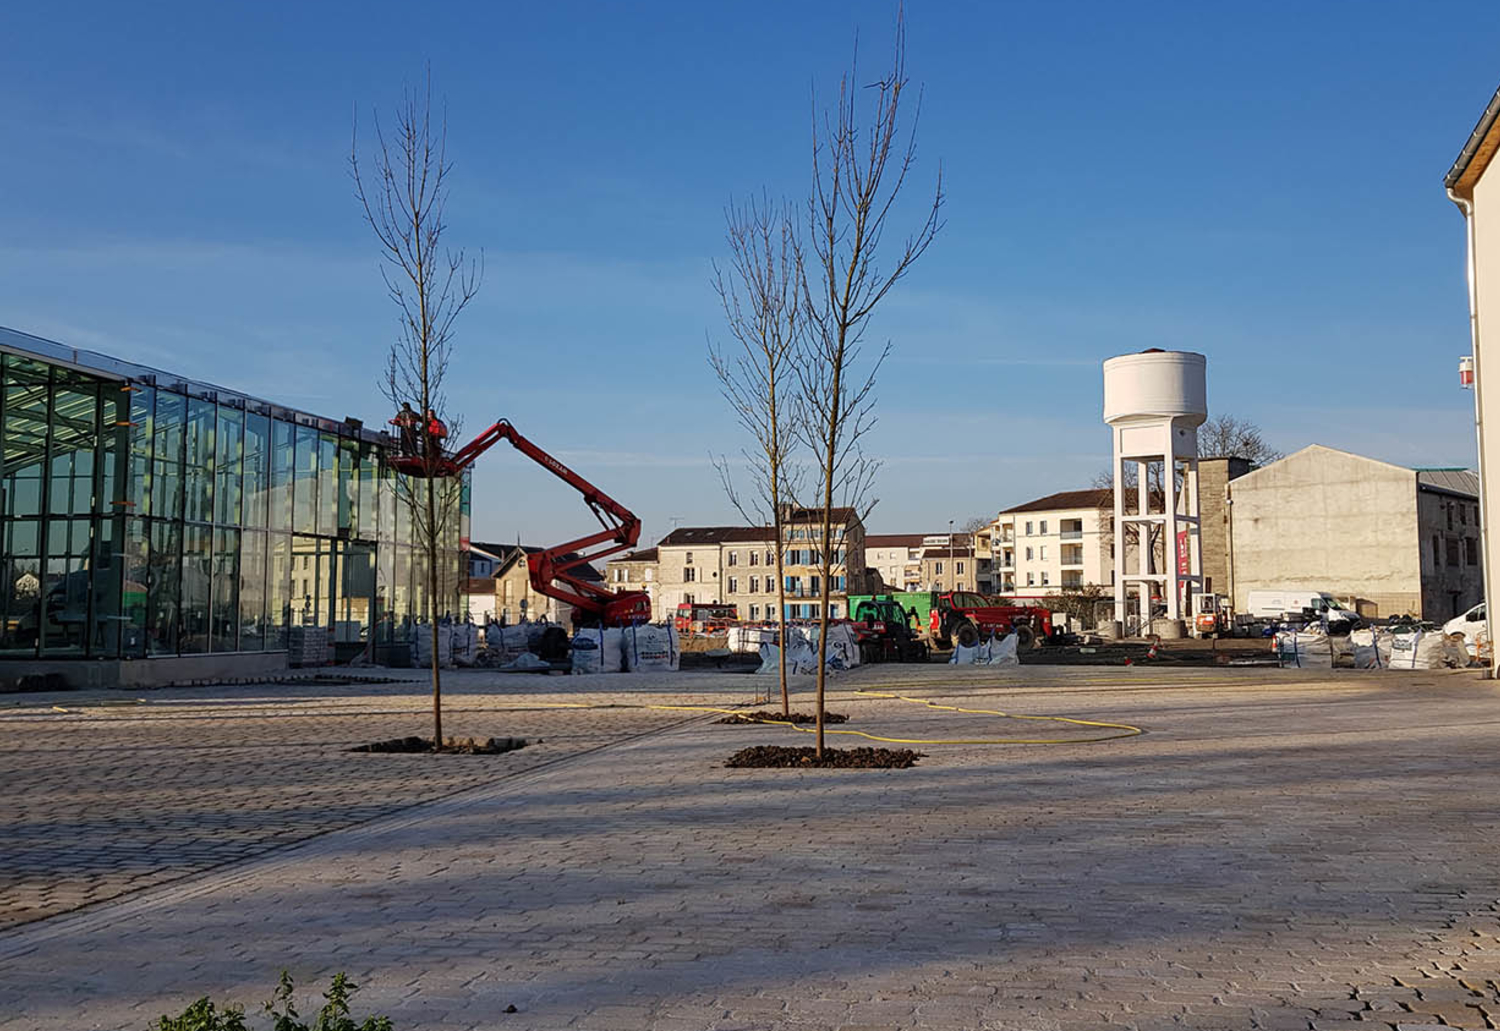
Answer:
[1349, 628, 1384, 669]
[727, 625, 777, 654]
[989, 632, 1020, 667]
[570, 627, 625, 675]
[810, 623, 862, 670]
[949, 642, 982, 665]
[1274, 630, 1335, 669]
[624, 624, 680, 672]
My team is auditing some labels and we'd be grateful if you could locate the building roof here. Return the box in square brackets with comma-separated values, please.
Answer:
[921, 544, 975, 559]
[657, 526, 772, 547]
[865, 533, 932, 549]
[612, 547, 659, 563]
[1417, 468, 1480, 499]
[1000, 489, 1112, 514]
[1447, 84, 1500, 195]
[495, 547, 602, 582]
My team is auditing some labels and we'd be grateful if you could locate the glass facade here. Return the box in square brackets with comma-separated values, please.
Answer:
[0, 344, 467, 661]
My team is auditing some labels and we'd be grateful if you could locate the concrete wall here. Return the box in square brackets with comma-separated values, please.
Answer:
[1199, 457, 1250, 598]
[1229, 445, 1423, 617]
[4, 651, 289, 691]
[1465, 156, 1500, 667]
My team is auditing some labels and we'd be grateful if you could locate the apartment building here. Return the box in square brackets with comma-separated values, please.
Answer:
[989, 490, 1114, 596]
[865, 533, 929, 592]
[917, 534, 976, 592]
[643, 508, 868, 622]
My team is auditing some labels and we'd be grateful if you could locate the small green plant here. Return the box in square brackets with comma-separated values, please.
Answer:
[150, 972, 391, 1031]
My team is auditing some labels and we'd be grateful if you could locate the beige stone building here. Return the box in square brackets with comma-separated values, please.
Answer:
[1446, 88, 1500, 668]
[1226, 445, 1481, 620]
[988, 491, 1114, 597]
[492, 546, 603, 627]
[645, 508, 868, 623]
[917, 534, 975, 592]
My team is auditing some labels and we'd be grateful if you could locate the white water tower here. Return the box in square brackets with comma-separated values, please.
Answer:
[1102, 350, 1207, 636]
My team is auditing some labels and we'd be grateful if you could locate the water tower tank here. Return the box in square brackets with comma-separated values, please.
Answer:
[1102, 350, 1207, 426]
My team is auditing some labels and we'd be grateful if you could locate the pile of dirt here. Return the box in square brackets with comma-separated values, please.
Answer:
[715, 710, 849, 725]
[349, 735, 529, 755]
[725, 745, 924, 769]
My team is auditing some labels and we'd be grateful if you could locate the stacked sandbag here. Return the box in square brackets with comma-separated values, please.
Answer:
[950, 633, 1020, 667]
[1388, 629, 1470, 670]
[1349, 628, 1386, 669]
[624, 623, 681, 672]
[756, 631, 818, 675]
[570, 626, 626, 674]
[485, 623, 534, 665]
[1274, 629, 1336, 669]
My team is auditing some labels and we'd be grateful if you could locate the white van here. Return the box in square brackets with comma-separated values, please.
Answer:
[1444, 602, 1486, 656]
[1244, 589, 1359, 626]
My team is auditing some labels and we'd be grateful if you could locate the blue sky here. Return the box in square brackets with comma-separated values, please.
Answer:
[2, 2, 1496, 547]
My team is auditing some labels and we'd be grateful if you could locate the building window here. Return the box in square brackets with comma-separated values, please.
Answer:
[749, 551, 759, 566]
[684, 567, 696, 583]
[765, 550, 774, 565]
[1469, 538, 1481, 566]
[728, 576, 738, 593]
[1040, 520, 1048, 534]
[644, 568, 654, 582]
[1461, 505, 1468, 526]
[1447, 537, 1461, 568]
[829, 603, 840, 618]
[1041, 572, 1050, 586]
[749, 576, 759, 594]
[1433, 535, 1441, 566]
[683, 593, 694, 605]
[957, 561, 965, 574]
[727, 550, 738, 566]
[1025, 547, 1033, 561]
[750, 604, 759, 620]
[935, 561, 943, 574]
[1025, 521, 1033, 535]
[1027, 572, 1035, 586]
[1448, 505, 1454, 531]
[1039, 546, 1047, 561]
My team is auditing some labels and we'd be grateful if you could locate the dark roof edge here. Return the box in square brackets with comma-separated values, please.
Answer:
[1446, 85, 1500, 189]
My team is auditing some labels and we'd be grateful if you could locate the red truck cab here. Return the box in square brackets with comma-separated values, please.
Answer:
[674, 602, 737, 635]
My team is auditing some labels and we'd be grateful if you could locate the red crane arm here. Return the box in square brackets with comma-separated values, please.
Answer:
[442, 420, 642, 616]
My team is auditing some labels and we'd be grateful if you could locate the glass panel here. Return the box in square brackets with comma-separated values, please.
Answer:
[40, 550, 90, 656]
[121, 519, 148, 658]
[100, 388, 126, 527]
[377, 461, 395, 543]
[357, 444, 378, 539]
[375, 541, 395, 644]
[239, 529, 267, 651]
[147, 519, 181, 655]
[0, 519, 42, 655]
[4, 377, 49, 518]
[319, 537, 339, 631]
[292, 424, 318, 534]
[338, 438, 358, 538]
[211, 527, 239, 652]
[317, 433, 338, 537]
[393, 544, 411, 626]
[49, 386, 98, 517]
[339, 542, 375, 650]
[183, 397, 215, 524]
[269, 419, 294, 532]
[242, 412, 270, 528]
[90, 515, 122, 658]
[128, 386, 154, 517]
[268, 532, 292, 649]
[291, 534, 319, 626]
[152, 392, 185, 521]
[179, 524, 212, 654]
[214, 406, 243, 526]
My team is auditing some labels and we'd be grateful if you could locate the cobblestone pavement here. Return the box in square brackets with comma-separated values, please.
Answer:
[0, 669, 769, 929]
[6, 665, 1500, 1030]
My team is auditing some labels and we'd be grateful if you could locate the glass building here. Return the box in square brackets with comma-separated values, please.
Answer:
[0, 326, 467, 669]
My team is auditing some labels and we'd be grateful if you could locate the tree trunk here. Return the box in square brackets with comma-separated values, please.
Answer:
[814, 362, 842, 757]
[773, 510, 789, 715]
[426, 476, 442, 746]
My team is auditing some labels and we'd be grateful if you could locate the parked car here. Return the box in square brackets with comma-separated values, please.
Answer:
[1444, 601, 1487, 657]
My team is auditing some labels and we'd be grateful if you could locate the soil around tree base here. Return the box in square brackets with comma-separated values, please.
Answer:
[349, 736, 530, 755]
[715, 711, 849, 725]
[725, 745, 925, 769]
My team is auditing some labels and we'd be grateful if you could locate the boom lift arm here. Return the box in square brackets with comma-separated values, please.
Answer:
[393, 419, 649, 625]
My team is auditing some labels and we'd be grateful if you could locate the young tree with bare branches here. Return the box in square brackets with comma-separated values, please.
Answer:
[710, 195, 804, 716]
[351, 70, 482, 746]
[798, 12, 943, 755]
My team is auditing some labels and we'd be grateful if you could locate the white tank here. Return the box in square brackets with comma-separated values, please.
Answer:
[1102, 350, 1207, 426]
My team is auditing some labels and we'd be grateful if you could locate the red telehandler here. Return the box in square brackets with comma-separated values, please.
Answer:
[391, 418, 652, 628]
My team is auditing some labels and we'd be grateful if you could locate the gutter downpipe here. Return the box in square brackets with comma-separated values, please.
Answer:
[1448, 188, 1495, 676]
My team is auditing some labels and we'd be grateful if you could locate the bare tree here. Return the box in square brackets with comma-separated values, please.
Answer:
[351, 69, 482, 747]
[798, 11, 943, 756]
[710, 194, 805, 716]
[1198, 413, 1282, 466]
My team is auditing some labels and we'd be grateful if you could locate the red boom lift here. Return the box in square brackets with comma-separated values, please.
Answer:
[391, 419, 652, 628]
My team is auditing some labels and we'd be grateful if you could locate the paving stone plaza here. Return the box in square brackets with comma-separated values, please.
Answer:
[5, 665, 1500, 1030]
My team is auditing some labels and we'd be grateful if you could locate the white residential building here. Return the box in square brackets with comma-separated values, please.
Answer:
[988, 490, 1114, 597]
